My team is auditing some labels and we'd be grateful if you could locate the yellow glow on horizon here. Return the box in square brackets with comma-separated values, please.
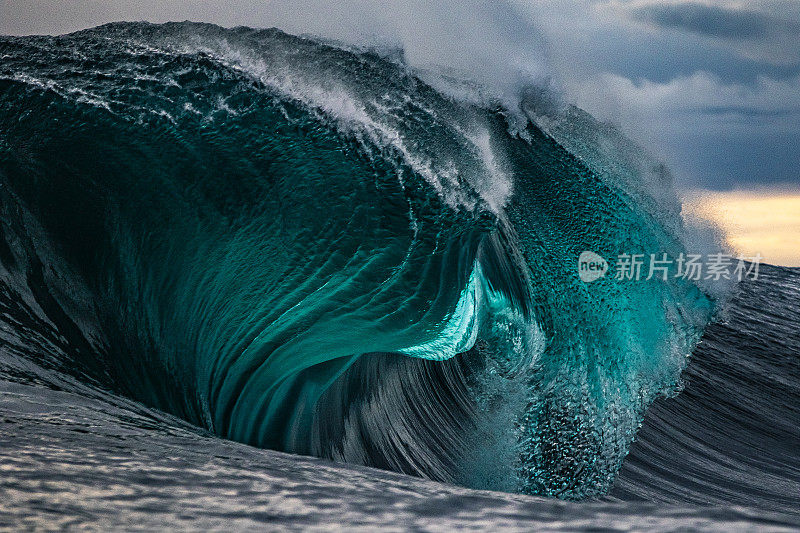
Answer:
[683, 189, 800, 268]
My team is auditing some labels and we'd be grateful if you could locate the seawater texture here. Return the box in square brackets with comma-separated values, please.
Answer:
[3, 265, 800, 530]
[0, 22, 717, 500]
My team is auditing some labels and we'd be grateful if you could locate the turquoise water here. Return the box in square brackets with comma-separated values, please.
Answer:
[0, 22, 715, 499]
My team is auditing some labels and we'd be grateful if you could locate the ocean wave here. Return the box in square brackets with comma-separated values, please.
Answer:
[0, 22, 715, 498]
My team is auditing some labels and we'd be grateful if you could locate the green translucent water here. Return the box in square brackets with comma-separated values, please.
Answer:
[0, 22, 714, 498]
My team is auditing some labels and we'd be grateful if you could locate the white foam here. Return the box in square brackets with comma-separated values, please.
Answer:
[176, 37, 516, 213]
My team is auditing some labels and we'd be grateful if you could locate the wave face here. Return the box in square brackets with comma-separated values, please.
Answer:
[612, 263, 800, 515]
[0, 22, 715, 498]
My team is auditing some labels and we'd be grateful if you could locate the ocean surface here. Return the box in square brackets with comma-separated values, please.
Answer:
[0, 22, 798, 531]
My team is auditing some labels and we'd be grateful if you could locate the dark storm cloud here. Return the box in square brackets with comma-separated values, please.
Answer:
[631, 2, 799, 41]
[695, 105, 800, 119]
[576, 28, 799, 85]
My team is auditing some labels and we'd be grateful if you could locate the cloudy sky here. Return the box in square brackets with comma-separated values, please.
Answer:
[1, 0, 798, 192]
[531, 0, 800, 191]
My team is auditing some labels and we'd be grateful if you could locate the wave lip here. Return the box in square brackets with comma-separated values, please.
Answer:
[0, 22, 715, 498]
